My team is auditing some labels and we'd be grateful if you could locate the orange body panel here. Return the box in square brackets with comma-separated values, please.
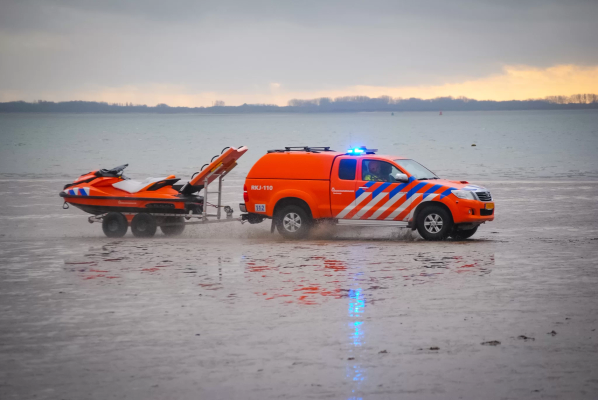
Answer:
[247, 179, 331, 218]
[443, 197, 495, 224]
[61, 178, 198, 215]
[66, 185, 185, 208]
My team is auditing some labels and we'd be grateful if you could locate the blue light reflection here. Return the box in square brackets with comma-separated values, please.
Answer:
[346, 287, 366, 398]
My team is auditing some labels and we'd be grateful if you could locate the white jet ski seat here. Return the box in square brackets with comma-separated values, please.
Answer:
[113, 177, 170, 194]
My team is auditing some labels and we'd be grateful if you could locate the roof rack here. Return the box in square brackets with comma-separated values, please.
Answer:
[267, 146, 335, 154]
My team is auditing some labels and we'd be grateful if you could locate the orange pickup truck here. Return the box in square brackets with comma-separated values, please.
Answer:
[240, 146, 494, 240]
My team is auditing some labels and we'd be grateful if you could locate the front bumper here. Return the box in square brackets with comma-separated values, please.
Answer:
[452, 198, 495, 224]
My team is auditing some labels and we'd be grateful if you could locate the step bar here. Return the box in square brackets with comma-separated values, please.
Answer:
[336, 220, 410, 228]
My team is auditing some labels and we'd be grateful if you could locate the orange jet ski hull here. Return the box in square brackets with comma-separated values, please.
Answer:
[60, 164, 203, 216]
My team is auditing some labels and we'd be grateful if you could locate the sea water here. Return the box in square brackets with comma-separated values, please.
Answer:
[1, 110, 597, 181]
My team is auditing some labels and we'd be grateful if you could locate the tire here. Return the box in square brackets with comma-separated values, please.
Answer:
[416, 205, 453, 241]
[102, 212, 128, 238]
[450, 226, 478, 240]
[160, 217, 185, 236]
[131, 213, 157, 237]
[275, 205, 312, 239]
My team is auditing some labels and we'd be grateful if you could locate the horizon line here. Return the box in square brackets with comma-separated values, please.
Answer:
[2, 93, 598, 109]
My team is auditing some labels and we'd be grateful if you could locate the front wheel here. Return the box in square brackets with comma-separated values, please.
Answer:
[416, 205, 452, 241]
[275, 205, 312, 239]
[131, 213, 157, 237]
[102, 212, 128, 238]
[450, 226, 478, 240]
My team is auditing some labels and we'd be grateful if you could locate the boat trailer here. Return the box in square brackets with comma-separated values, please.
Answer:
[87, 168, 239, 227]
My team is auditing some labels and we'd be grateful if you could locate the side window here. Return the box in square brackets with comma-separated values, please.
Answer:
[362, 160, 401, 182]
[338, 159, 357, 180]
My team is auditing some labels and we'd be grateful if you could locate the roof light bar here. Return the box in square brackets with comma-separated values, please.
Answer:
[346, 146, 377, 155]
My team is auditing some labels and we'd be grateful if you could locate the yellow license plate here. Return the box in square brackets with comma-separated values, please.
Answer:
[485, 203, 494, 210]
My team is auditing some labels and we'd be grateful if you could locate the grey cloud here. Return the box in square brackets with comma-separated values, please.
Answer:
[1, 0, 597, 100]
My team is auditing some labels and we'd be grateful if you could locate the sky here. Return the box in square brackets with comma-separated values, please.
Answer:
[0, 0, 597, 106]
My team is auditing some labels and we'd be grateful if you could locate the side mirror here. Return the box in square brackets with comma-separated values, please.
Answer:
[395, 173, 409, 183]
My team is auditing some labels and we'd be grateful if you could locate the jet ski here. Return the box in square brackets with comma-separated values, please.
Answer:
[60, 146, 248, 237]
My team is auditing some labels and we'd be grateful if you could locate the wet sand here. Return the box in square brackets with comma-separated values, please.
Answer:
[1, 179, 598, 399]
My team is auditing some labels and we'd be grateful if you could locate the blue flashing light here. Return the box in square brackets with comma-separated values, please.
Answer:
[347, 146, 376, 155]
[347, 147, 365, 154]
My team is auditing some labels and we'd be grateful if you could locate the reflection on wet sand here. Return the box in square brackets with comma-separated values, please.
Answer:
[347, 287, 365, 400]
[59, 241, 494, 399]
[3, 229, 597, 400]
[55, 240, 496, 399]
[241, 250, 494, 306]
[61, 241, 496, 303]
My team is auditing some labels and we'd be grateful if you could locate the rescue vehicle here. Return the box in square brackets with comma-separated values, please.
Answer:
[240, 146, 494, 240]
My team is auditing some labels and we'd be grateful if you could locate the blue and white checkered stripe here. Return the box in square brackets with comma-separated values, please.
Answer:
[65, 187, 90, 196]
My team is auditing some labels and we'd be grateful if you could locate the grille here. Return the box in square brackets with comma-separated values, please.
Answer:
[476, 191, 492, 201]
[480, 209, 494, 216]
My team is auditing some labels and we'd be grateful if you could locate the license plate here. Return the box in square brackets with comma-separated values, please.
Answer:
[484, 203, 494, 210]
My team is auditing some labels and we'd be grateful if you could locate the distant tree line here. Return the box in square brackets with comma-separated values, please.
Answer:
[286, 94, 598, 112]
[544, 94, 598, 104]
[1, 95, 597, 114]
[0, 100, 279, 114]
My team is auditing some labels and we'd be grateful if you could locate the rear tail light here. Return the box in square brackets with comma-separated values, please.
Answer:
[243, 184, 249, 202]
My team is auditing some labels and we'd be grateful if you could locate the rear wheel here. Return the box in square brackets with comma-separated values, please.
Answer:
[131, 213, 157, 237]
[275, 205, 312, 239]
[160, 217, 186, 236]
[102, 212, 128, 238]
[416, 205, 452, 241]
[450, 226, 478, 240]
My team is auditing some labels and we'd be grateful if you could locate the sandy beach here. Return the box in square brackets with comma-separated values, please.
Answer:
[1, 177, 597, 399]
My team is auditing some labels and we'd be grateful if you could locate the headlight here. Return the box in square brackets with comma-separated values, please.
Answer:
[451, 190, 476, 200]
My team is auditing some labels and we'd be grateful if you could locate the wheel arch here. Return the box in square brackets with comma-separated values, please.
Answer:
[411, 200, 454, 230]
[273, 197, 313, 219]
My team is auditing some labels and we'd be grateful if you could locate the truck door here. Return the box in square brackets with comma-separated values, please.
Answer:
[353, 159, 413, 220]
[330, 157, 357, 218]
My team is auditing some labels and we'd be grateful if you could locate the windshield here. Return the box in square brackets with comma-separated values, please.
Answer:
[394, 159, 439, 180]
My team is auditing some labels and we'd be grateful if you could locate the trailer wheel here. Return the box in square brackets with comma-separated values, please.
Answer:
[416, 205, 452, 241]
[275, 205, 312, 239]
[102, 212, 128, 238]
[131, 213, 157, 237]
[450, 226, 478, 240]
[160, 217, 185, 236]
